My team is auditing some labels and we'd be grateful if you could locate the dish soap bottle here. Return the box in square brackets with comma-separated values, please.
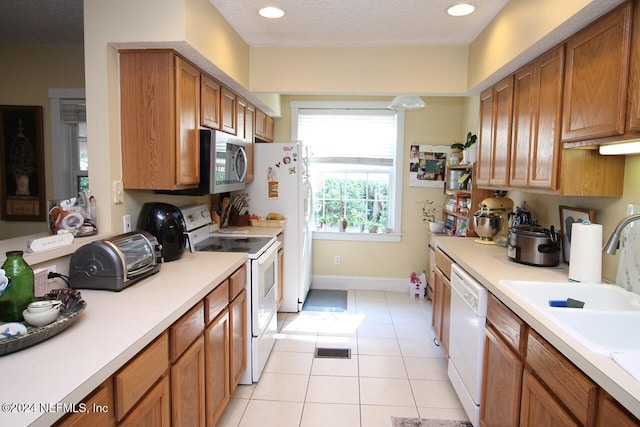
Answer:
[0, 251, 34, 322]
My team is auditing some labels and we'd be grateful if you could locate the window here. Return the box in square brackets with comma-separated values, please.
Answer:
[49, 89, 88, 199]
[291, 101, 404, 241]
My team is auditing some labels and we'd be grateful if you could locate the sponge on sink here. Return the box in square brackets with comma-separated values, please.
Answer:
[548, 298, 585, 308]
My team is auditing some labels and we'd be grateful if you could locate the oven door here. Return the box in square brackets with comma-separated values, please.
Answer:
[251, 240, 281, 335]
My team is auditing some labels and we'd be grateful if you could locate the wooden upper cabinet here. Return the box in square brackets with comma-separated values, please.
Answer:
[236, 97, 247, 140]
[477, 76, 514, 188]
[245, 103, 256, 183]
[221, 86, 237, 135]
[628, 0, 640, 131]
[120, 50, 200, 190]
[255, 109, 274, 142]
[561, 1, 633, 142]
[510, 46, 564, 190]
[201, 74, 220, 130]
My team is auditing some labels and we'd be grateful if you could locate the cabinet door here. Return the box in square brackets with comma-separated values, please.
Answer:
[237, 97, 247, 140]
[205, 309, 230, 427]
[255, 109, 267, 140]
[628, 0, 640, 131]
[511, 46, 563, 190]
[598, 391, 640, 427]
[491, 76, 514, 187]
[245, 103, 255, 183]
[561, 2, 632, 142]
[119, 375, 171, 427]
[175, 57, 201, 187]
[229, 288, 247, 393]
[171, 335, 206, 427]
[221, 87, 237, 135]
[441, 272, 451, 356]
[431, 268, 449, 356]
[520, 370, 579, 427]
[480, 325, 523, 427]
[477, 88, 493, 186]
[201, 74, 220, 130]
[477, 76, 513, 188]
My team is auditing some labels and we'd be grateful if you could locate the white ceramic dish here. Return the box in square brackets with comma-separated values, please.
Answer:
[0, 323, 28, 340]
[27, 300, 62, 313]
[22, 306, 61, 327]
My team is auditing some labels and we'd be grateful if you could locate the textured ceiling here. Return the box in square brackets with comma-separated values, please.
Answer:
[0, 0, 512, 47]
[210, 0, 511, 47]
[0, 0, 83, 45]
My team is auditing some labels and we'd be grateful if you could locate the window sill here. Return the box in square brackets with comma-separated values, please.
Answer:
[312, 230, 402, 242]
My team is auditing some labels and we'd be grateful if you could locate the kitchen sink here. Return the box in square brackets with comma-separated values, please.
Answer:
[549, 310, 640, 355]
[500, 280, 640, 312]
[500, 280, 640, 354]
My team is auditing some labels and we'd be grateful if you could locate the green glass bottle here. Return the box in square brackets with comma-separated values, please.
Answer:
[0, 251, 34, 322]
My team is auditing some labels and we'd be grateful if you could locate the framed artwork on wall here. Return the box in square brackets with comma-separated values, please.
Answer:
[559, 205, 595, 264]
[0, 105, 46, 221]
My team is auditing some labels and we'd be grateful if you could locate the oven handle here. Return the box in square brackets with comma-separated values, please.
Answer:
[259, 240, 281, 264]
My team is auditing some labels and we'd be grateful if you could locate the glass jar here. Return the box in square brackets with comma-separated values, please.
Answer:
[0, 251, 35, 322]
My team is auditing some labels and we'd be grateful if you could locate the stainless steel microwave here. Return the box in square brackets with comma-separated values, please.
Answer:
[156, 129, 246, 195]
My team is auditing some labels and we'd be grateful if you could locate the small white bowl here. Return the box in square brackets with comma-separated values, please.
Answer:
[27, 300, 62, 313]
[22, 306, 61, 327]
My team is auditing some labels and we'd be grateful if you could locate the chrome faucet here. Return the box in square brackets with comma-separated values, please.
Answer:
[603, 214, 640, 254]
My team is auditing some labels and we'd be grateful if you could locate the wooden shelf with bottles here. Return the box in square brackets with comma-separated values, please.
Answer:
[443, 163, 494, 237]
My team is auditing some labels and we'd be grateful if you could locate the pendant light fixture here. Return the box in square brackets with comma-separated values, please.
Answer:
[388, 95, 426, 110]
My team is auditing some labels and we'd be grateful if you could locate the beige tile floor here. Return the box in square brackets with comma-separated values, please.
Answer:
[217, 290, 469, 427]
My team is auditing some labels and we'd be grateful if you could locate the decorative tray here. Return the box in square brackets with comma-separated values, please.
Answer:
[0, 288, 86, 356]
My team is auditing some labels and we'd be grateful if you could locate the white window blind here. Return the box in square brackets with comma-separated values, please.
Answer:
[298, 109, 397, 165]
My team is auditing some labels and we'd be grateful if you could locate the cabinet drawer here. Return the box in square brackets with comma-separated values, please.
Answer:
[487, 294, 528, 355]
[435, 248, 453, 279]
[55, 379, 116, 426]
[229, 264, 247, 300]
[170, 302, 205, 363]
[526, 330, 598, 425]
[205, 280, 229, 325]
[115, 333, 169, 421]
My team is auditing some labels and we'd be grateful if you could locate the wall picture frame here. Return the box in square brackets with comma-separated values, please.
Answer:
[0, 105, 46, 221]
[559, 205, 595, 264]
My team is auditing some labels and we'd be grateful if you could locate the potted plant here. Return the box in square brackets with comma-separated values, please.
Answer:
[419, 199, 445, 234]
[350, 208, 366, 232]
[450, 132, 478, 165]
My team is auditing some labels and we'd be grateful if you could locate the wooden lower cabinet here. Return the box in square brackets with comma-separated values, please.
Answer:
[480, 325, 523, 427]
[598, 391, 640, 426]
[54, 379, 116, 427]
[205, 309, 230, 426]
[229, 288, 247, 393]
[171, 335, 206, 427]
[520, 370, 579, 427]
[119, 375, 171, 427]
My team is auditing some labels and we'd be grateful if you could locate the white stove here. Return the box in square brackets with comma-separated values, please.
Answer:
[180, 204, 280, 384]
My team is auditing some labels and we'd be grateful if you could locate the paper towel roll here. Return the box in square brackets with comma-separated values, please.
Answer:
[568, 222, 602, 283]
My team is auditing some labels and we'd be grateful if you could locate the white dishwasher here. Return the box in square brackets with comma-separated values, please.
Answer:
[447, 264, 488, 427]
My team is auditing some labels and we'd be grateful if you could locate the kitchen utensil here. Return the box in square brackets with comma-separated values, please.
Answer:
[27, 300, 62, 313]
[23, 304, 61, 327]
[473, 211, 503, 244]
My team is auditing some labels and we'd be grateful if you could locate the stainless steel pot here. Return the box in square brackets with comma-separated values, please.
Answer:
[473, 210, 503, 242]
[507, 225, 560, 267]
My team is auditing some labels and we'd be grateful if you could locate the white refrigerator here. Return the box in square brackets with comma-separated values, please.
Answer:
[247, 142, 313, 312]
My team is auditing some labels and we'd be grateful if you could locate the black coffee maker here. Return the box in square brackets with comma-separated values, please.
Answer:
[137, 202, 186, 262]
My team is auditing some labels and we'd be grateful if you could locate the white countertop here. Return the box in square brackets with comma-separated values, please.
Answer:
[434, 236, 640, 419]
[0, 250, 247, 427]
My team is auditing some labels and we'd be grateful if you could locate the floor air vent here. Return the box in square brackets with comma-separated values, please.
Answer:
[314, 347, 351, 359]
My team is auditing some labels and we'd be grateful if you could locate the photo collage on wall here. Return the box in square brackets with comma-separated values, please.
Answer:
[408, 144, 450, 188]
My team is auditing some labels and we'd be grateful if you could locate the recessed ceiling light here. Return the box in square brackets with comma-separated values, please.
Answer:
[447, 3, 476, 17]
[259, 6, 285, 19]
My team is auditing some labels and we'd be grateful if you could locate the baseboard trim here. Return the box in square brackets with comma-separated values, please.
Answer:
[311, 275, 407, 292]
